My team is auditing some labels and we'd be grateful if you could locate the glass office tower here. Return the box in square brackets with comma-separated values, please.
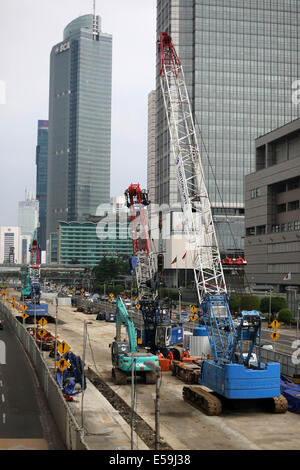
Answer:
[36, 120, 48, 251]
[156, 0, 300, 255]
[47, 14, 112, 256]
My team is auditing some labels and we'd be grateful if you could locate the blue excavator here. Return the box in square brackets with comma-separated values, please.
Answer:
[111, 297, 159, 385]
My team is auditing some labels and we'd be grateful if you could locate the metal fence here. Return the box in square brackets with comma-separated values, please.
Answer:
[255, 345, 299, 378]
[0, 301, 88, 450]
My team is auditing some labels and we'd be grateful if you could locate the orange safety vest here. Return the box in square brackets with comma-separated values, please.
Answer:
[181, 350, 190, 361]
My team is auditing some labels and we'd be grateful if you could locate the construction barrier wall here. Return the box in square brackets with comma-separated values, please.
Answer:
[0, 301, 88, 450]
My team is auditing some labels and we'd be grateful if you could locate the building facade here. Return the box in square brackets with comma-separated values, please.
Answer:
[0, 226, 20, 264]
[57, 214, 132, 267]
[47, 14, 112, 259]
[155, 0, 300, 263]
[147, 90, 156, 203]
[36, 120, 48, 251]
[18, 191, 39, 238]
[245, 118, 300, 293]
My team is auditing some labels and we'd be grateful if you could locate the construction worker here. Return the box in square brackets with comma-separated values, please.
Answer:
[156, 350, 164, 359]
[181, 348, 190, 361]
[167, 349, 174, 361]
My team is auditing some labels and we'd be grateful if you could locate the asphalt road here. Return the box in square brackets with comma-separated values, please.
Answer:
[0, 312, 64, 450]
[261, 328, 298, 355]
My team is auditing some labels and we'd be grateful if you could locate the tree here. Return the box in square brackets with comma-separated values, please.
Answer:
[93, 256, 130, 285]
[260, 296, 288, 314]
[229, 295, 241, 313]
[277, 308, 293, 324]
[240, 294, 260, 311]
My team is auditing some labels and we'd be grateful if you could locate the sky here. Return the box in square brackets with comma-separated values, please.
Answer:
[0, 0, 156, 225]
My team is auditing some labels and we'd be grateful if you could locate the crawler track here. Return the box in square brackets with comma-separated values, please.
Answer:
[272, 395, 288, 413]
[183, 385, 222, 416]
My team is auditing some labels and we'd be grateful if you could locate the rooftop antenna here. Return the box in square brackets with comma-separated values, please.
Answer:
[93, 0, 98, 40]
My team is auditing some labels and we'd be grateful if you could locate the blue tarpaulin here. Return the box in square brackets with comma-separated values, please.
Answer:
[280, 375, 300, 413]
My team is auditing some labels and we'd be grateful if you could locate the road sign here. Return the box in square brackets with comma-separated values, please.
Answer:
[38, 328, 47, 338]
[136, 303, 141, 310]
[22, 312, 29, 320]
[190, 305, 197, 314]
[270, 331, 280, 341]
[21, 304, 28, 312]
[109, 292, 114, 298]
[136, 297, 139, 302]
[57, 340, 70, 356]
[109, 297, 114, 303]
[190, 314, 198, 322]
[81, 288, 84, 293]
[270, 320, 280, 330]
[56, 357, 70, 372]
[38, 317, 48, 327]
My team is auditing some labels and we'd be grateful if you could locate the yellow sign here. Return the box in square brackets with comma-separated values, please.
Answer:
[38, 328, 47, 338]
[136, 297, 139, 302]
[270, 331, 280, 342]
[81, 293, 84, 297]
[190, 305, 197, 314]
[190, 314, 198, 322]
[56, 358, 70, 372]
[38, 317, 48, 327]
[57, 341, 70, 356]
[136, 303, 141, 310]
[270, 320, 280, 330]
[109, 297, 114, 303]
[109, 293, 114, 298]
[81, 288, 84, 293]
[21, 304, 28, 312]
[22, 312, 29, 320]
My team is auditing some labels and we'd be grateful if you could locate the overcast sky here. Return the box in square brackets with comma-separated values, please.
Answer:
[0, 0, 156, 225]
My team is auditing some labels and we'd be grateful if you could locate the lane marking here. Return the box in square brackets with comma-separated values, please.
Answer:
[2, 413, 5, 424]
[1, 394, 4, 403]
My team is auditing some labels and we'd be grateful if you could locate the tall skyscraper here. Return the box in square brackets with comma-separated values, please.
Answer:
[156, 0, 300, 257]
[18, 191, 39, 237]
[147, 90, 157, 203]
[46, 14, 112, 259]
[36, 120, 48, 251]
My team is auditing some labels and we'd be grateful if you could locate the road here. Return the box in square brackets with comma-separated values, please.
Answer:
[0, 311, 64, 450]
[261, 328, 298, 355]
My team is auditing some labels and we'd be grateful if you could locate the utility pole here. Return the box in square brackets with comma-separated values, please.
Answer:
[130, 356, 136, 450]
[81, 321, 87, 431]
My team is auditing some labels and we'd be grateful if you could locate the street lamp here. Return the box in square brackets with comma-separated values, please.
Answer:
[144, 361, 161, 450]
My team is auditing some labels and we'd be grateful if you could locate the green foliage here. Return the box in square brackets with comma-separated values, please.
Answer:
[240, 294, 260, 311]
[260, 296, 288, 314]
[92, 256, 129, 284]
[229, 295, 241, 313]
[277, 308, 293, 324]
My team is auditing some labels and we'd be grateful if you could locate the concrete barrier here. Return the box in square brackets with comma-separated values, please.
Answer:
[0, 301, 88, 450]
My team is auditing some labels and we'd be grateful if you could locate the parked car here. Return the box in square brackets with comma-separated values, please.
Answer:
[105, 311, 116, 322]
[96, 312, 106, 321]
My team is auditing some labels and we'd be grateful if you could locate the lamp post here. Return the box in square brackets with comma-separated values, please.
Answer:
[178, 287, 182, 322]
[145, 361, 161, 450]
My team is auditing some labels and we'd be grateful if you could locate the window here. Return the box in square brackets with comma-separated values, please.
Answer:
[295, 221, 300, 230]
[287, 178, 299, 191]
[246, 227, 255, 236]
[256, 225, 266, 235]
[288, 200, 299, 211]
[272, 225, 280, 233]
[277, 203, 286, 213]
[250, 188, 261, 199]
[288, 222, 294, 231]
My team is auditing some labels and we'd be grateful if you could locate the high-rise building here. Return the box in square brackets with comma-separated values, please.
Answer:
[46, 14, 112, 261]
[0, 227, 20, 264]
[36, 120, 48, 251]
[156, 0, 300, 261]
[147, 91, 157, 203]
[18, 191, 39, 238]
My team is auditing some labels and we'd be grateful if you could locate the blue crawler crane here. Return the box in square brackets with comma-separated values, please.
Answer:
[159, 31, 288, 415]
[111, 297, 159, 385]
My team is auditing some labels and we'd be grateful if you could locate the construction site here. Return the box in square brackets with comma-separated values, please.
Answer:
[1, 32, 300, 453]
